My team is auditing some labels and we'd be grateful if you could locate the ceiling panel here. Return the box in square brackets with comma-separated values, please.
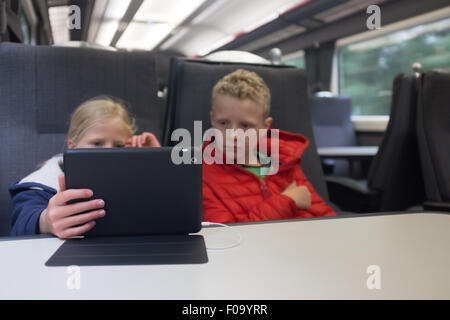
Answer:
[238, 25, 306, 52]
[166, 0, 307, 56]
[115, 0, 208, 50]
[314, 0, 391, 23]
[134, 0, 205, 23]
[116, 21, 175, 50]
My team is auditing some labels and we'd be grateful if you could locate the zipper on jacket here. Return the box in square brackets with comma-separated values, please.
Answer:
[259, 180, 269, 198]
[232, 164, 270, 198]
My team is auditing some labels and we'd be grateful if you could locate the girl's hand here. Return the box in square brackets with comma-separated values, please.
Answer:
[125, 132, 161, 148]
[282, 182, 311, 209]
[38, 174, 106, 239]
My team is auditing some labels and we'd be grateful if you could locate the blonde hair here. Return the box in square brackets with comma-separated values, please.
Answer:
[212, 69, 271, 118]
[67, 96, 136, 144]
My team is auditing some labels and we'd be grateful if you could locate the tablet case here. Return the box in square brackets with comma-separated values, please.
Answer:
[45, 147, 207, 266]
[45, 235, 208, 266]
[62, 147, 202, 236]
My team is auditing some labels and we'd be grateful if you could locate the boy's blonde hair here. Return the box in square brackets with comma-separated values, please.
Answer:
[212, 69, 271, 118]
[67, 96, 136, 143]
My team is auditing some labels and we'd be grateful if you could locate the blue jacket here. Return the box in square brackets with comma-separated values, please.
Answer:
[9, 183, 57, 235]
[9, 155, 63, 236]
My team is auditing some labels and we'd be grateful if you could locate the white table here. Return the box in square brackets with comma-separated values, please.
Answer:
[318, 146, 379, 177]
[1, 212, 449, 299]
[317, 146, 379, 159]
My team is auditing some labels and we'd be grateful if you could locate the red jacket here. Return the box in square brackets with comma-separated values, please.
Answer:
[202, 129, 336, 223]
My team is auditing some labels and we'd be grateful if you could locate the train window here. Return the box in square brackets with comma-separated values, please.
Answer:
[19, 12, 32, 44]
[20, 0, 38, 45]
[338, 17, 450, 116]
[49, 6, 71, 44]
[283, 50, 305, 69]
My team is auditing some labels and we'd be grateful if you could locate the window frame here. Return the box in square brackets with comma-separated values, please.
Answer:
[332, 5, 450, 130]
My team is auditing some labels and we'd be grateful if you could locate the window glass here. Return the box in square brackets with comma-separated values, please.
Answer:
[20, 12, 32, 44]
[338, 17, 450, 115]
[284, 55, 305, 69]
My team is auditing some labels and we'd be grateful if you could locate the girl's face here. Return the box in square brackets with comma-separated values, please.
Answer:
[67, 117, 131, 149]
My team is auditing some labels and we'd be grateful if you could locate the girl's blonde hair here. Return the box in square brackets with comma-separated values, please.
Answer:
[67, 96, 137, 144]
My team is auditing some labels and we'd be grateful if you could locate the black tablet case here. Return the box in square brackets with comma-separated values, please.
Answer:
[46, 235, 208, 266]
[45, 148, 207, 266]
[63, 147, 202, 236]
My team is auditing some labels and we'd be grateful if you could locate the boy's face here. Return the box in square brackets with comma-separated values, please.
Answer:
[210, 94, 273, 164]
[68, 117, 131, 149]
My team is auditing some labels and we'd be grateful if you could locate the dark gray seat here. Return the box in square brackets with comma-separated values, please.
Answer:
[154, 50, 184, 95]
[327, 74, 425, 212]
[417, 69, 450, 212]
[309, 95, 357, 176]
[0, 42, 164, 236]
[163, 58, 329, 202]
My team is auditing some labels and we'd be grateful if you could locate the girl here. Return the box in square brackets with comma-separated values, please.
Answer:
[9, 96, 160, 238]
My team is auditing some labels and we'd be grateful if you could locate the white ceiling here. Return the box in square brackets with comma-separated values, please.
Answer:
[82, 0, 309, 55]
[165, 0, 309, 56]
[51, 0, 393, 56]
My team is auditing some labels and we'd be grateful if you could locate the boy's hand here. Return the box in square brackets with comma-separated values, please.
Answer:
[38, 174, 106, 239]
[125, 132, 161, 148]
[282, 182, 311, 209]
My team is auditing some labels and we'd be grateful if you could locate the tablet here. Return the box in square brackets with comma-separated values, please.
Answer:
[63, 147, 202, 237]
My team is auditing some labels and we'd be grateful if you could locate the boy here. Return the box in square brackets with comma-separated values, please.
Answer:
[202, 69, 336, 223]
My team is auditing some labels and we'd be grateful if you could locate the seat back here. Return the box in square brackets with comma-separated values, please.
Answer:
[0, 42, 163, 236]
[368, 74, 424, 211]
[164, 58, 329, 201]
[417, 69, 450, 203]
[154, 51, 185, 94]
[309, 95, 356, 176]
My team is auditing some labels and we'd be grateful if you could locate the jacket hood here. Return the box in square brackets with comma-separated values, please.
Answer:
[260, 129, 309, 167]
